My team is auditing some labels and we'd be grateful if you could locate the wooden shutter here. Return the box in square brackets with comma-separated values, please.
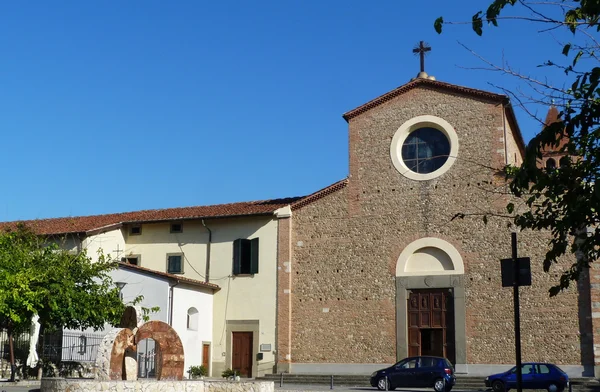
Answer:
[233, 239, 242, 275]
[250, 238, 259, 274]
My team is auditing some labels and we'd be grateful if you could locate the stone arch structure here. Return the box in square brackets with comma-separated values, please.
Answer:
[135, 321, 185, 380]
[95, 317, 185, 381]
[395, 237, 467, 372]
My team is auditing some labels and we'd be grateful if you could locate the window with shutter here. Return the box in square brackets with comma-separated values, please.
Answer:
[232, 238, 259, 275]
[167, 253, 184, 274]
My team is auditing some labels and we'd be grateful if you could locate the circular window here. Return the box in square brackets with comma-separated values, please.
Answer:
[390, 115, 459, 181]
[401, 127, 450, 174]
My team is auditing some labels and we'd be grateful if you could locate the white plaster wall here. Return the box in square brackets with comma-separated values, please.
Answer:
[109, 268, 170, 322]
[124, 216, 279, 377]
[172, 284, 214, 378]
[83, 229, 126, 263]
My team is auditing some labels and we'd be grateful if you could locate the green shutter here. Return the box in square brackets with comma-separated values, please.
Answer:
[233, 239, 242, 275]
[250, 238, 259, 274]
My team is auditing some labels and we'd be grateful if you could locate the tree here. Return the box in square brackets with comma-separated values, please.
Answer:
[0, 224, 127, 380]
[435, 1, 600, 295]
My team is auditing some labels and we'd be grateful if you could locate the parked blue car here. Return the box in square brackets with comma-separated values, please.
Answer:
[485, 363, 569, 392]
[370, 356, 455, 392]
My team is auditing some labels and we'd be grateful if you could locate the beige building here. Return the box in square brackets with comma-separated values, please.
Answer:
[3, 71, 597, 378]
[2, 199, 297, 378]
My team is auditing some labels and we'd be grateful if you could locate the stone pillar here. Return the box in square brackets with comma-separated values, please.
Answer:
[276, 210, 292, 373]
[588, 263, 600, 377]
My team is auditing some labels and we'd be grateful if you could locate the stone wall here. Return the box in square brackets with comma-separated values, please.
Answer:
[288, 86, 590, 370]
[40, 378, 274, 392]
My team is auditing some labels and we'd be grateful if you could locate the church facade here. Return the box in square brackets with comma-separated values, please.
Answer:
[275, 74, 596, 377]
[3, 71, 598, 378]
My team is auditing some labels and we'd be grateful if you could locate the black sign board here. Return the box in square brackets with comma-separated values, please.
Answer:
[500, 257, 532, 287]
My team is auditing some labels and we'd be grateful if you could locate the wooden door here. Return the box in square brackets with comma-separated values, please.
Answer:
[232, 332, 253, 377]
[202, 344, 210, 374]
[407, 290, 454, 361]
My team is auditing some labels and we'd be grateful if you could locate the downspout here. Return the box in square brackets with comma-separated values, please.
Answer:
[168, 280, 179, 326]
[202, 219, 212, 283]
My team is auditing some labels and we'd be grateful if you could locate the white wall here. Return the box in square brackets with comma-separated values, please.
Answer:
[83, 229, 126, 263]
[172, 284, 214, 377]
[109, 268, 170, 322]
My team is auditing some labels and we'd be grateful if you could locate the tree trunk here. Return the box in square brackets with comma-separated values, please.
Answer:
[8, 325, 16, 382]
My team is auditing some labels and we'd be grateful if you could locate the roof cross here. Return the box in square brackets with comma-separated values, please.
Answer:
[413, 41, 432, 73]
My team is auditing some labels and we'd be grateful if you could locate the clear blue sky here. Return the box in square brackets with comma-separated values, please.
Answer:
[0, 1, 573, 221]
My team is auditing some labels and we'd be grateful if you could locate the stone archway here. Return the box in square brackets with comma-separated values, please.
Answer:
[395, 237, 466, 371]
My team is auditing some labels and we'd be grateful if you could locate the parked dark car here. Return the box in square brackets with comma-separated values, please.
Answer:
[485, 363, 569, 392]
[370, 356, 455, 392]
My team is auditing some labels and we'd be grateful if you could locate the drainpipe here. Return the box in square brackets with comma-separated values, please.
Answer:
[202, 219, 212, 283]
[168, 280, 179, 326]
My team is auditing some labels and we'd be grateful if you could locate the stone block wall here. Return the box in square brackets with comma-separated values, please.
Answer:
[287, 86, 591, 370]
[40, 378, 274, 392]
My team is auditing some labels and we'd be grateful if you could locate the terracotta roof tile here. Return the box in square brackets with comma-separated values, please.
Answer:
[0, 197, 303, 235]
[342, 78, 510, 121]
[342, 77, 526, 158]
[540, 106, 569, 156]
[118, 262, 220, 291]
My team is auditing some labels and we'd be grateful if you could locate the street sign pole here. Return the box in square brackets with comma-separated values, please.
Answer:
[512, 232, 523, 392]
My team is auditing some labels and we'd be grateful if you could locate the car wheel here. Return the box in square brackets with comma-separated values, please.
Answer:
[492, 380, 506, 392]
[547, 383, 559, 392]
[434, 379, 446, 392]
[377, 377, 390, 391]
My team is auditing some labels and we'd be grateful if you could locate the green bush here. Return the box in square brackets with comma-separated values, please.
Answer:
[189, 365, 208, 378]
[221, 368, 236, 378]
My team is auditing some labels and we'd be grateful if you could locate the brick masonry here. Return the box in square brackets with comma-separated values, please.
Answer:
[287, 85, 593, 370]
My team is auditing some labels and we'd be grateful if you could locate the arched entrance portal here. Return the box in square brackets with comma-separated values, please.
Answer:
[395, 238, 466, 368]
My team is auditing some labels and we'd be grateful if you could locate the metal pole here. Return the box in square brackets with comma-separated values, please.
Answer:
[280, 372, 283, 387]
[512, 232, 523, 392]
[330, 375, 334, 390]
[385, 375, 389, 391]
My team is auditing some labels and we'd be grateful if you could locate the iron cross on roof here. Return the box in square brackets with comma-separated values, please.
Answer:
[413, 41, 431, 73]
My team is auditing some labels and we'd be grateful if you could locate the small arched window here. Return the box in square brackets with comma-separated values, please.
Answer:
[187, 307, 199, 331]
[545, 158, 556, 169]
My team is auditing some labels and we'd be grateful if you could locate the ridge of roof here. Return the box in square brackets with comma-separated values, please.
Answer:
[342, 78, 510, 122]
[291, 178, 349, 210]
[117, 262, 220, 291]
[0, 196, 303, 235]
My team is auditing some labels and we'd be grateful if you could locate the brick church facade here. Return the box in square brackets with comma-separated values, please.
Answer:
[275, 73, 597, 377]
[3, 71, 598, 378]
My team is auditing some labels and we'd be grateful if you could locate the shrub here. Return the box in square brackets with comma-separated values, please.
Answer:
[189, 365, 208, 378]
[221, 368, 236, 378]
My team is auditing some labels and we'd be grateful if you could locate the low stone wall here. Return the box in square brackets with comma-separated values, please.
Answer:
[40, 378, 274, 392]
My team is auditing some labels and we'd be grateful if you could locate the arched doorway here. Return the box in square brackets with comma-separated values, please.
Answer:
[395, 238, 466, 367]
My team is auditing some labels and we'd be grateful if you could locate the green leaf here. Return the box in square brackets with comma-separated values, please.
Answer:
[562, 43, 571, 56]
[507, 203, 515, 213]
[573, 50, 584, 66]
[434, 17, 444, 34]
[472, 12, 483, 35]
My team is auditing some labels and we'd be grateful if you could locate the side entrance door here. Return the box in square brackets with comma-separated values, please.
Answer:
[202, 344, 210, 375]
[232, 332, 253, 377]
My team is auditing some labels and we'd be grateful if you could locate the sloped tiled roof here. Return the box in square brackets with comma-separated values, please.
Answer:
[540, 106, 569, 156]
[342, 78, 510, 121]
[291, 178, 348, 210]
[118, 262, 220, 292]
[342, 77, 526, 157]
[0, 197, 303, 235]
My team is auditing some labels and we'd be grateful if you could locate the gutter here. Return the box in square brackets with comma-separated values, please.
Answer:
[202, 219, 212, 283]
[168, 280, 179, 326]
